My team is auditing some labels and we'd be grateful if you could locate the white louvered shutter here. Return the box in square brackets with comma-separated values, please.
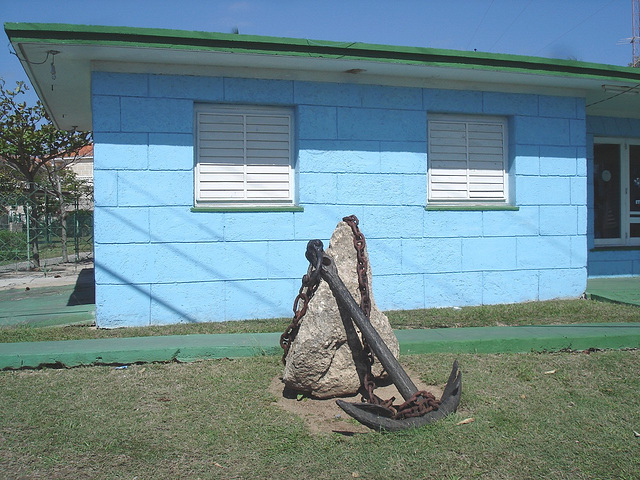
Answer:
[196, 107, 293, 205]
[428, 115, 507, 203]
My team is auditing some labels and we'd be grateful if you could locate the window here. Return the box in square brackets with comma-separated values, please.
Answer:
[593, 138, 640, 246]
[195, 105, 294, 207]
[428, 114, 508, 205]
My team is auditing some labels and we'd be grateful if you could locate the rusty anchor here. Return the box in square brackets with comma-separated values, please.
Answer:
[304, 239, 462, 432]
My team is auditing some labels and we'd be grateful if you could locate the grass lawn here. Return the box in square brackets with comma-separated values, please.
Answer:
[1, 298, 639, 343]
[1, 350, 639, 479]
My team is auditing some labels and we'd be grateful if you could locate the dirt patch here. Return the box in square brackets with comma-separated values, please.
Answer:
[269, 368, 443, 435]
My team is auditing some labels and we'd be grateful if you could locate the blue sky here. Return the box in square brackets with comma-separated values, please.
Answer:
[0, 0, 636, 102]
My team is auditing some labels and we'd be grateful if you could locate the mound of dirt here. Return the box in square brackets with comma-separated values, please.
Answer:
[269, 369, 443, 435]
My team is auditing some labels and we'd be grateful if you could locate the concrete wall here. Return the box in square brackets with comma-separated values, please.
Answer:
[92, 71, 587, 327]
[586, 116, 640, 276]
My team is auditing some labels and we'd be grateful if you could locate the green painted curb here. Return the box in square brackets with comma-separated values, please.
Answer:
[1, 323, 639, 370]
[395, 323, 640, 354]
[0, 333, 282, 369]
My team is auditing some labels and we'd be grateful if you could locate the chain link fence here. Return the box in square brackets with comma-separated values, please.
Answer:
[0, 187, 93, 272]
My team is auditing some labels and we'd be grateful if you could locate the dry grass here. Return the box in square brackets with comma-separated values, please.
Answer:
[1, 350, 639, 479]
[386, 298, 640, 329]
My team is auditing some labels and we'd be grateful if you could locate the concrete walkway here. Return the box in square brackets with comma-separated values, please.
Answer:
[587, 276, 640, 306]
[0, 284, 94, 328]
[0, 264, 95, 328]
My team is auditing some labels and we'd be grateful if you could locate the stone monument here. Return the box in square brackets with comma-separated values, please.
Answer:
[282, 220, 400, 398]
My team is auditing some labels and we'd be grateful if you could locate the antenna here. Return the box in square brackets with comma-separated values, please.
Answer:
[633, 0, 640, 66]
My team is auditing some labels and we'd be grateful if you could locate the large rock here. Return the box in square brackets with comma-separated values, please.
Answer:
[282, 220, 400, 398]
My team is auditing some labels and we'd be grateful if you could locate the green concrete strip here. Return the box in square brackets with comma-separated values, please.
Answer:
[586, 277, 640, 307]
[0, 285, 95, 327]
[395, 323, 640, 354]
[0, 333, 283, 369]
[2, 323, 639, 370]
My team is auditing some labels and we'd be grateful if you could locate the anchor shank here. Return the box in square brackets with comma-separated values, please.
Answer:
[319, 254, 418, 401]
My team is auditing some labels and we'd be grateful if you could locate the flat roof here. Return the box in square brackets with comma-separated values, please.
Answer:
[6, 22, 640, 130]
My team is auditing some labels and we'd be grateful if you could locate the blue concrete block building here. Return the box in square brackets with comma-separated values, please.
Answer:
[6, 23, 640, 327]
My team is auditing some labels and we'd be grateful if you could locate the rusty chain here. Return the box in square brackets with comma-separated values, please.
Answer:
[342, 215, 371, 318]
[392, 390, 441, 419]
[279, 242, 323, 364]
[341, 215, 379, 402]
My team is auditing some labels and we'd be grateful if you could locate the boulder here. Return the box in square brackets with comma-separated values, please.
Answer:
[282, 220, 400, 398]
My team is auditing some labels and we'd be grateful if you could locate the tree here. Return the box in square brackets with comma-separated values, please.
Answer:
[0, 161, 22, 197]
[0, 78, 91, 267]
[42, 155, 92, 262]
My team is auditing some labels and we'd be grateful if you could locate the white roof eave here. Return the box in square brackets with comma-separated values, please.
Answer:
[12, 40, 640, 131]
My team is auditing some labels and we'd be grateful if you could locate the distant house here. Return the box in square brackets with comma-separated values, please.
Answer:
[67, 144, 94, 186]
[6, 23, 640, 327]
[57, 144, 94, 210]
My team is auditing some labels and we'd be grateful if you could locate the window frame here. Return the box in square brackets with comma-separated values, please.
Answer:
[593, 136, 640, 247]
[194, 104, 296, 208]
[427, 113, 509, 207]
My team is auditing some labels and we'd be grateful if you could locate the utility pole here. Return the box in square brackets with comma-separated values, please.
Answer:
[633, 0, 640, 66]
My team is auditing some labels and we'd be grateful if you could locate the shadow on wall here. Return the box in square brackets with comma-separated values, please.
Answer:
[94, 205, 302, 311]
[93, 259, 200, 322]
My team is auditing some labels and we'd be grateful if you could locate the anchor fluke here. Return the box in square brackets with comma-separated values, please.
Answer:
[336, 360, 462, 431]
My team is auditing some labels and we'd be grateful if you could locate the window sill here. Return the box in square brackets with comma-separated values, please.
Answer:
[191, 206, 304, 213]
[590, 245, 640, 252]
[425, 205, 519, 212]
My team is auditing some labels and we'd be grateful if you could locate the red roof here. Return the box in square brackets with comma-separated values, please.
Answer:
[76, 144, 93, 157]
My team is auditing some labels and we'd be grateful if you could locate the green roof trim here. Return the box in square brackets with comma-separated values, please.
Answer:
[6, 22, 640, 83]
